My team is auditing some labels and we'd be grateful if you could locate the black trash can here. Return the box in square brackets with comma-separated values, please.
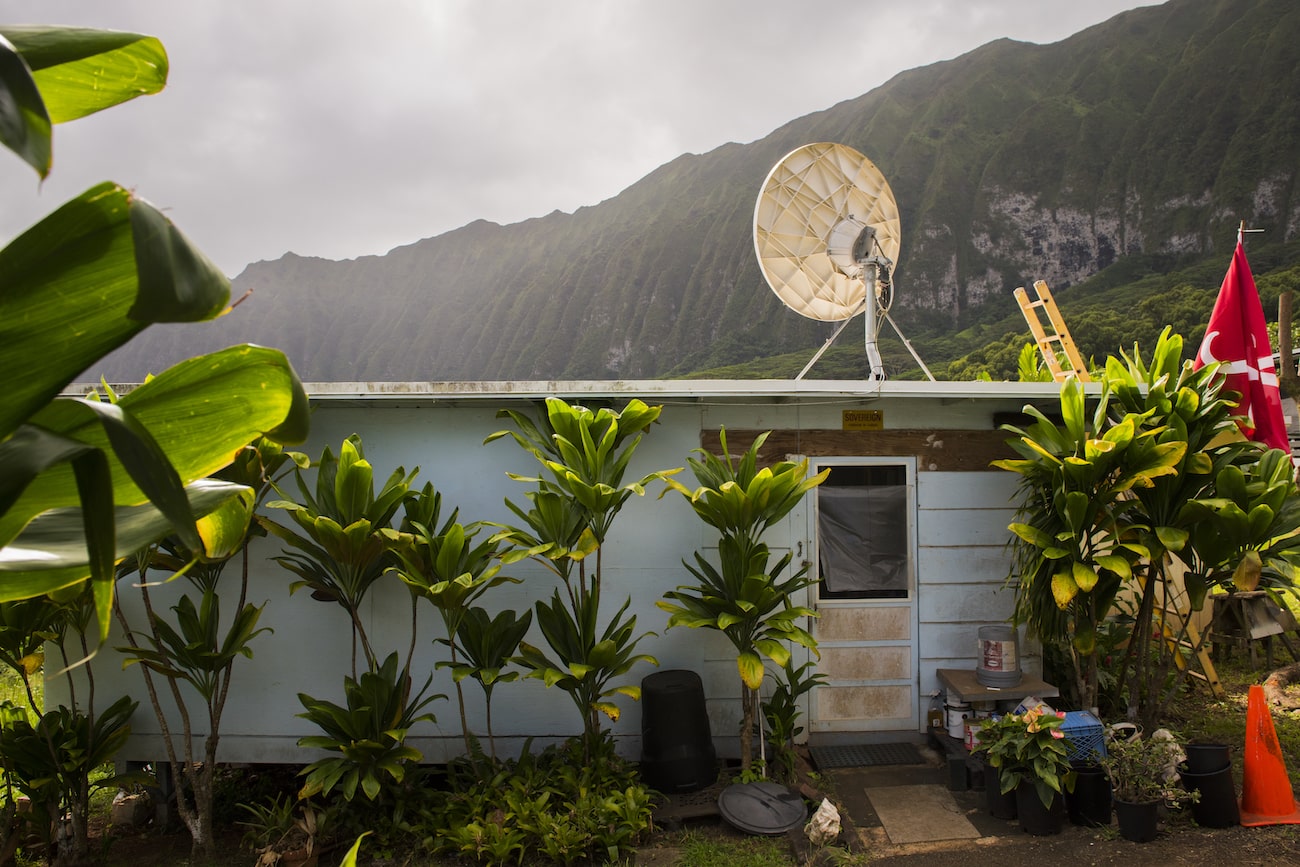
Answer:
[640, 670, 717, 793]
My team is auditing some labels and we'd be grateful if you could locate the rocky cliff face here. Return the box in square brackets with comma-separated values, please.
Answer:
[95, 0, 1300, 383]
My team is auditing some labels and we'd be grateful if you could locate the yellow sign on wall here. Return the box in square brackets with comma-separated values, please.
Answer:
[842, 410, 883, 431]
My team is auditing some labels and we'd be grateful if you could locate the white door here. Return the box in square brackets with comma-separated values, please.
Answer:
[807, 457, 919, 733]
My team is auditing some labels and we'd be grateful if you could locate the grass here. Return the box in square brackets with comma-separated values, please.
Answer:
[669, 828, 793, 867]
[1167, 652, 1300, 792]
[0, 667, 41, 725]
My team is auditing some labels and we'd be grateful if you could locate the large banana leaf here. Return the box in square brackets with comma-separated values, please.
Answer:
[0, 182, 231, 443]
[0, 26, 167, 177]
[2, 345, 308, 549]
[0, 345, 307, 637]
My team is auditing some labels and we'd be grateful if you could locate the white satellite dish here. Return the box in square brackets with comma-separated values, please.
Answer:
[754, 142, 932, 381]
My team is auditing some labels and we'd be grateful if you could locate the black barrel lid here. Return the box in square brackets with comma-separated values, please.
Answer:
[717, 781, 807, 835]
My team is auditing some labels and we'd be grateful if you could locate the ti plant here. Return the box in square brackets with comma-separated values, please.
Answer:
[440, 606, 533, 760]
[762, 659, 826, 784]
[114, 436, 300, 861]
[386, 483, 525, 758]
[993, 373, 1183, 713]
[296, 651, 443, 802]
[0, 587, 138, 866]
[487, 398, 677, 759]
[659, 429, 826, 772]
[0, 695, 139, 865]
[264, 434, 416, 677]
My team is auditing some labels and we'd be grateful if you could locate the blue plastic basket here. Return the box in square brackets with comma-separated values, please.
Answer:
[1062, 710, 1107, 763]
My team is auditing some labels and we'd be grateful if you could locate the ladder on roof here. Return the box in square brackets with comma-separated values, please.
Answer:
[1014, 280, 1091, 382]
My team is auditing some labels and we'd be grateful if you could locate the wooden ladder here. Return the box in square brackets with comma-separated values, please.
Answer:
[1014, 280, 1091, 382]
[1160, 598, 1225, 699]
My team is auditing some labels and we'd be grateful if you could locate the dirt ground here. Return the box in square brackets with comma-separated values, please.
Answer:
[850, 802, 1300, 866]
[62, 657, 1300, 865]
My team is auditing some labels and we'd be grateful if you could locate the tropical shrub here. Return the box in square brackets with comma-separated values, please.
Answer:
[427, 734, 654, 865]
[0, 695, 138, 864]
[762, 659, 826, 784]
[114, 437, 299, 859]
[386, 486, 524, 758]
[997, 328, 1300, 726]
[487, 398, 677, 758]
[296, 651, 442, 803]
[659, 429, 826, 771]
[264, 434, 416, 676]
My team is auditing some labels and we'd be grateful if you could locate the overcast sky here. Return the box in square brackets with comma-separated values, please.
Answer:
[3, 1, 1152, 276]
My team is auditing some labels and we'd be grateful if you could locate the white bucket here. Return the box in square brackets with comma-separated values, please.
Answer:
[945, 699, 970, 739]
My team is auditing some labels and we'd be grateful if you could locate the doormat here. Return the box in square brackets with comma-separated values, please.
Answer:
[809, 742, 923, 769]
[866, 784, 980, 844]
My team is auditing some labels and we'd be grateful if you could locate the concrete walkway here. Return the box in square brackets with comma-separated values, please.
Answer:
[822, 743, 1026, 848]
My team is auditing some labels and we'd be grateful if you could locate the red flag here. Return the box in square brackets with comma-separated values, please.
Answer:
[1194, 239, 1291, 452]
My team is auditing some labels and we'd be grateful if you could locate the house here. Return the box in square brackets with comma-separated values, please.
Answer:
[53, 377, 1070, 763]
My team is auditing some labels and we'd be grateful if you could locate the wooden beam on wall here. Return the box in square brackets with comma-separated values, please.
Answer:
[699, 428, 1016, 472]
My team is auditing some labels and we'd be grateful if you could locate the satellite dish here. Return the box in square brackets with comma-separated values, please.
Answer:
[754, 142, 929, 381]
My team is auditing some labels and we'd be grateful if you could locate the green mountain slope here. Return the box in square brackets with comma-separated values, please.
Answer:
[93, 0, 1300, 383]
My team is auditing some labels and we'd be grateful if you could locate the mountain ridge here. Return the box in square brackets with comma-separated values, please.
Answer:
[92, 0, 1300, 383]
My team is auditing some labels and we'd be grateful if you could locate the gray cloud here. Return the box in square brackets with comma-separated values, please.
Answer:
[2, 0, 1151, 274]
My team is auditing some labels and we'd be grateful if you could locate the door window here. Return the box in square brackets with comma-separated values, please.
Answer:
[816, 463, 911, 599]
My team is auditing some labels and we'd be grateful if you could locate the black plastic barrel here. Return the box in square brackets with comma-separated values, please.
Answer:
[640, 669, 717, 793]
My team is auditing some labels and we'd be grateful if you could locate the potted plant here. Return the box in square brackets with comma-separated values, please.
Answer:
[1100, 730, 1191, 842]
[972, 706, 1074, 835]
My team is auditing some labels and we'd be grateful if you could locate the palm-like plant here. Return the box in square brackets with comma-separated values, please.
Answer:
[114, 436, 298, 859]
[296, 652, 442, 802]
[442, 606, 533, 759]
[659, 430, 827, 771]
[387, 484, 524, 756]
[993, 374, 1185, 711]
[263, 434, 416, 675]
[660, 537, 818, 770]
[487, 398, 677, 758]
[514, 590, 656, 746]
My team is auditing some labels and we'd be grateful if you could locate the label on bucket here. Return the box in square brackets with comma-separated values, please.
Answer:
[981, 639, 1017, 671]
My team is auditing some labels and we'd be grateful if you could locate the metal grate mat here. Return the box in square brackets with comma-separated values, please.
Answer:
[809, 742, 924, 769]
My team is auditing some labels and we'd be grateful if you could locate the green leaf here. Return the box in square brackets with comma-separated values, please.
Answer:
[0, 26, 167, 124]
[129, 196, 229, 321]
[0, 183, 233, 443]
[2, 345, 305, 549]
[0, 478, 247, 594]
[0, 33, 51, 177]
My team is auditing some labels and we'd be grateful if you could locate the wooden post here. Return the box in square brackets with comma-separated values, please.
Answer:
[1280, 291, 1298, 399]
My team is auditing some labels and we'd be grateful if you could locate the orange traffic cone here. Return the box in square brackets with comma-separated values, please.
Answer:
[1239, 683, 1300, 826]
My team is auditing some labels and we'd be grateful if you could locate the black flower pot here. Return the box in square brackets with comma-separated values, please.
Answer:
[1015, 781, 1064, 836]
[1184, 742, 1231, 775]
[1113, 798, 1160, 842]
[983, 760, 1017, 820]
[1180, 764, 1240, 828]
[1066, 761, 1112, 828]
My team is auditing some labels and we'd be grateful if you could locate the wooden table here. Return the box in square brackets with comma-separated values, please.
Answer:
[936, 667, 1059, 704]
[931, 668, 1060, 792]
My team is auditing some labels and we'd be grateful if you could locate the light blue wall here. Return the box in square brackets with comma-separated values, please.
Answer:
[48, 386, 1050, 763]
